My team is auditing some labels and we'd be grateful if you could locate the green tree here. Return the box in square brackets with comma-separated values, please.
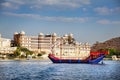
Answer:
[37, 53, 42, 56]
[20, 47, 33, 56]
[14, 47, 33, 58]
[14, 48, 21, 57]
[100, 48, 120, 58]
[37, 51, 46, 57]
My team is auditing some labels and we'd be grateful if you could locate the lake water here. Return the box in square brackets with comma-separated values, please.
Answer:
[0, 60, 120, 80]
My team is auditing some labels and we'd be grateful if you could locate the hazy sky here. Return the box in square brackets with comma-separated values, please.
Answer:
[0, 0, 120, 44]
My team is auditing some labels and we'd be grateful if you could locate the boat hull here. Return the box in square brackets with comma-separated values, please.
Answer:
[48, 54, 105, 64]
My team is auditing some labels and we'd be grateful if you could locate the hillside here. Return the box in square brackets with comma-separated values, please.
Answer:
[91, 37, 120, 51]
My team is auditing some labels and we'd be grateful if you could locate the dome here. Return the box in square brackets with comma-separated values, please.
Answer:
[52, 33, 57, 36]
[69, 33, 73, 37]
[20, 31, 25, 34]
[14, 32, 18, 35]
[39, 33, 44, 36]
[64, 34, 68, 37]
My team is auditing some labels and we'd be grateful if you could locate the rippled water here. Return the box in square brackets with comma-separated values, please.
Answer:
[0, 60, 120, 80]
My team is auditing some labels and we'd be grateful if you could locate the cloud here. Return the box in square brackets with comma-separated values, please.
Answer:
[3, 12, 88, 23]
[9, 0, 25, 5]
[0, 0, 25, 10]
[94, 7, 120, 15]
[1, 0, 91, 10]
[1, 2, 19, 9]
[29, 0, 91, 9]
[94, 7, 112, 15]
[97, 20, 110, 24]
[97, 19, 120, 25]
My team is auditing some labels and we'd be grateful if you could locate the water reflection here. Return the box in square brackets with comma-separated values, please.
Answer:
[0, 60, 120, 80]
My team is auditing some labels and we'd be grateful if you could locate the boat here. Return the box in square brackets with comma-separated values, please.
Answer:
[48, 38, 109, 64]
[48, 51, 108, 64]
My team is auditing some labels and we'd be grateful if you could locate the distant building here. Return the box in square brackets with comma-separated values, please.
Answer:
[0, 34, 16, 54]
[13, 31, 91, 58]
[0, 34, 11, 48]
[14, 31, 59, 53]
[0, 47, 17, 54]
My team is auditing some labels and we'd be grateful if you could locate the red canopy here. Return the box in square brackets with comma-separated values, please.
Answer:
[90, 51, 109, 56]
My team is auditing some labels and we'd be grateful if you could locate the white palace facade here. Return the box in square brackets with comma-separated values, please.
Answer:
[14, 31, 90, 58]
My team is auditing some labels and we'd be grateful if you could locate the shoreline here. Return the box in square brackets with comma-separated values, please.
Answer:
[104, 58, 120, 60]
[0, 57, 120, 61]
[0, 57, 49, 61]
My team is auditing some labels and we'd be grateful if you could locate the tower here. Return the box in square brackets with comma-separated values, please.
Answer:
[38, 33, 44, 52]
[13, 31, 25, 46]
[52, 33, 57, 54]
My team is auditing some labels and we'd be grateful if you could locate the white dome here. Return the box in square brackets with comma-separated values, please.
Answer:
[64, 34, 68, 37]
[20, 31, 25, 34]
[69, 33, 73, 37]
[53, 33, 57, 36]
[14, 32, 18, 35]
[39, 33, 44, 35]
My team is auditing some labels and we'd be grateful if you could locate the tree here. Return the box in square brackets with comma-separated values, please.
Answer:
[37, 51, 46, 57]
[14, 48, 21, 57]
[20, 47, 33, 57]
[37, 53, 42, 56]
[14, 47, 33, 58]
[99, 48, 120, 58]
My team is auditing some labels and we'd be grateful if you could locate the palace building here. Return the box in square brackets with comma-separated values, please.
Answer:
[13, 31, 90, 59]
[14, 31, 59, 53]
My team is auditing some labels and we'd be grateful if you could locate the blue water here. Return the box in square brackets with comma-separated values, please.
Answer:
[0, 60, 120, 80]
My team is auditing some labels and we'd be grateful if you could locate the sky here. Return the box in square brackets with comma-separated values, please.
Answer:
[0, 0, 120, 45]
